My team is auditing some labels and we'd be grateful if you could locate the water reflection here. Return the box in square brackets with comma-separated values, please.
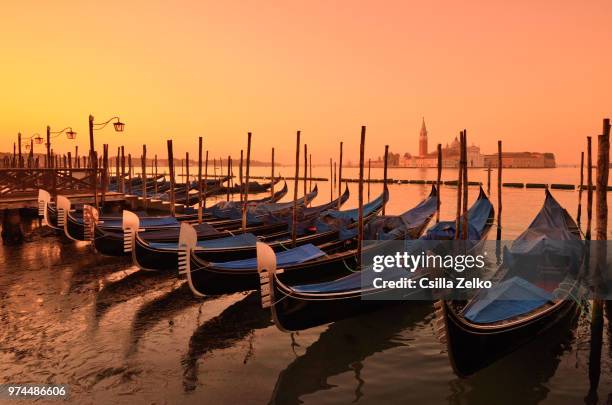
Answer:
[182, 292, 272, 391]
[94, 269, 174, 322]
[127, 282, 206, 355]
[269, 302, 431, 404]
[447, 314, 577, 405]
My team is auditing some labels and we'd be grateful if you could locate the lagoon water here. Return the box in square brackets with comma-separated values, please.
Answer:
[1, 167, 610, 404]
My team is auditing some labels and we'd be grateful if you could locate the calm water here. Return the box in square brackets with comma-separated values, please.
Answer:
[1, 167, 611, 404]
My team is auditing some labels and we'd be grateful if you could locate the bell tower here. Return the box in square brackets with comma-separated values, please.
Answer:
[419, 118, 428, 157]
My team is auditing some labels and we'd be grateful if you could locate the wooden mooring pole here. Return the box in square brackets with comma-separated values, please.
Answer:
[167, 140, 176, 216]
[338, 142, 343, 210]
[185, 152, 190, 206]
[141, 145, 147, 208]
[367, 158, 371, 201]
[383, 145, 389, 215]
[587, 137, 593, 240]
[292, 131, 301, 247]
[496, 140, 502, 241]
[577, 151, 584, 225]
[242, 132, 252, 232]
[455, 133, 463, 240]
[197, 137, 203, 224]
[588, 118, 610, 398]
[461, 131, 468, 240]
[271, 147, 275, 199]
[357, 126, 366, 268]
[304, 143, 308, 200]
[436, 143, 442, 223]
[330, 158, 333, 202]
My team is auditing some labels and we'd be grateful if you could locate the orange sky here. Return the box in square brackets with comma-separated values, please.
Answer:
[1, 0, 611, 164]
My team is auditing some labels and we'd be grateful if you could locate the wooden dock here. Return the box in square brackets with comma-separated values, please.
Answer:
[0, 191, 125, 210]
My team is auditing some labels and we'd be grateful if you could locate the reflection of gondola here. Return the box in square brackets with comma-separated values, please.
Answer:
[182, 292, 271, 391]
[257, 187, 493, 332]
[127, 283, 207, 355]
[437, 190, 583, 377]
[94, 269, 174, 321]
[131, 185, 347, 272]
[269, 302, 431, 405]
[447, 309, 577, 405]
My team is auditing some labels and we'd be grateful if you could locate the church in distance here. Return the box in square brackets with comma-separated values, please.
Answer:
[376, 119, 556, 168]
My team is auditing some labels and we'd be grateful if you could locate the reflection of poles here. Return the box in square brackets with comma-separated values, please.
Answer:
[588, 118, 609, 399]
[577, 151, 584, 226]
[436, 144, 442, 223]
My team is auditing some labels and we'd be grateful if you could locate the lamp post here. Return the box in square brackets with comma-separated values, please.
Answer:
[88, 115, 125, 208]
[44, 126, 77, 168]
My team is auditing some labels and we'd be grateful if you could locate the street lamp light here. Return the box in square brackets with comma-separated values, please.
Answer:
[88, 115, 126, 209]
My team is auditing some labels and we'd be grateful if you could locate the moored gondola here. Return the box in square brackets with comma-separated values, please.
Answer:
[91, 184, 319, 256]
[435, 189, 584, 377]
[131, 185, 350, 271]
[255, 187, 494, 331]
[179, 186, 435, 296]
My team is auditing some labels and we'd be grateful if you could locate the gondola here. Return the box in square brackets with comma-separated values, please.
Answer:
[130, 185, 352, 271]
[435, 189, 583, 377]
[92, 185, 318, 256]
[179, 186, 435, 296]
[42, 181, 289, 243]
[256, 187, 494, 331]
[206, 177, 282, 197]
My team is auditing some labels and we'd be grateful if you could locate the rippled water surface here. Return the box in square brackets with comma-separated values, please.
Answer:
[1, 167, 611, 404]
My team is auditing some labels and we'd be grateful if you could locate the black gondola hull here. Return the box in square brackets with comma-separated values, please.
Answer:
[443, 299, 579, 377]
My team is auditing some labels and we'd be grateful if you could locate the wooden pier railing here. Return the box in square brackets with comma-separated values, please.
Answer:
[0, 168, 103, 198]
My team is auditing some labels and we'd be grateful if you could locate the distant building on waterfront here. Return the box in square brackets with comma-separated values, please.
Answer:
[401, 119, 484, 168]
[483, 152, 556, 168]
[395, 119, 555, 168]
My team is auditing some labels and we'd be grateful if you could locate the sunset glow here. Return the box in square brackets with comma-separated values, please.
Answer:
[1, 0, 611, 163]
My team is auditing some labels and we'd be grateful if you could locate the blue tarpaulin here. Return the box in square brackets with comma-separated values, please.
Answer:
[464, 276, 553, 323]
[212, 243, 325, 270]
[149, 233, 258, 250]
